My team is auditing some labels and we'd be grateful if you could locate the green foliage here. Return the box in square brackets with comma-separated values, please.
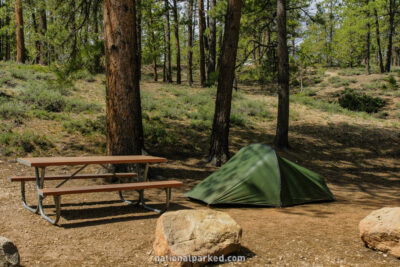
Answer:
[328, 76, 350, 87]
[21, 87, 66, 112]
[0, 101, 27, 119]
[386, 75, 398, 89]
[0, 130, 53, 156]
[28, 110, 67, 121]
[20, 87, 101, 113]
[360, 81, 385, 91]
[143, 120, 178, 146]
[62, 116, 106, 135]
[338, 68, 364, 76]
[298, 87, 317, 96]
[338, 89, 386, 113]
[9, 69, 27, 80]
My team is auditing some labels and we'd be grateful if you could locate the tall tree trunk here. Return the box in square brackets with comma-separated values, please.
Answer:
[148, 5, 158, 81]
[207, 0, 216, 84]
[172, 0, 181, 84]
[208, 0, 243, 166]
[328, 0, 333, 66]
[103, 0, 144, 161]
[187, 0, 194, 86]
[136, 0, 142, 80]
[365, 0, 370, 75]
[92, 0, 102, 72]
[39, 8, 47, 65]
[0, 11, 2, 61]
[374, 8, 384, 73]
[5, 6, 10, 61]
[385, 0, 395, 72]
[164, 0, 172, 82]
[275, 0, 290, 148]
[31, 9, 40, 64]
[15, 0, 25, 63]
[198, 0, 206, 87]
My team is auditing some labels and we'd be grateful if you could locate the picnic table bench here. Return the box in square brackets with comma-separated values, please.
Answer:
[9, 155, 182, 225]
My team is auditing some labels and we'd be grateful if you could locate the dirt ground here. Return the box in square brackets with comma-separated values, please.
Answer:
[1, 69, 400, 266]
[0, 147, 399, 267]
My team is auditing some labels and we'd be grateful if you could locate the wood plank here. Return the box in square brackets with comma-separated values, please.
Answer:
[39, 181, 183, 196]
[17, 155, 167, 167]
[8, 173, 137, 182]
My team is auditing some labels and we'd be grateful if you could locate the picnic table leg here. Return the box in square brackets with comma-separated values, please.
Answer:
[140, 188, 171, 214]
[139, 163, 171, 213]
[36, 167, 61, 225]
[20, 180, 39, 213]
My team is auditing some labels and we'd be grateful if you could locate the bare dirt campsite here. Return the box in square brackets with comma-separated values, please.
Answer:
[1, 0, 400, 266]
[0, 62, 399, 266]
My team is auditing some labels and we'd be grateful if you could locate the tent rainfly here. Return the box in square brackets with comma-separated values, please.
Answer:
[185, 144, 335, 207]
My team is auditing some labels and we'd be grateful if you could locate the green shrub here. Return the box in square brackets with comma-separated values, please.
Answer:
[143, 121, 178, 145]
[386, 75, 397, 89]
[65, 98, 102, 113]
[0, 76, 12, 86]
[21, 88, 66, 112]
[298, 87, 317, 96]
[9, 69, 27, 80]
[0, 101, 27, 119]
[338, 68, 363, 76]
[232, 99, 273, 119]
[0, 130, 52, 155]
[360, 82, 385, 91]
[338, 89, 386, 113]
[328, 76, 350, 87]
[141, 92, 157, 111]
[62, 116, 105, 135]
[190, 119, 211, 130]
[230, 112, 247, 126]
[28, 109, 67, 121]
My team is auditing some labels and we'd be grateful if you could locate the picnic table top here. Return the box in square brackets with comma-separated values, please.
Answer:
[17, 155, 167, 167]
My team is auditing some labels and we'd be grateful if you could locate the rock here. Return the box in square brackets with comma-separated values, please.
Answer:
[359, 207, 400, 258]
[0, 236, 20, 266]
[153, 209, 242, 266]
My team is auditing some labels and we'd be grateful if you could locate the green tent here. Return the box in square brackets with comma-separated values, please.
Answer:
[185, 144, 334, 207]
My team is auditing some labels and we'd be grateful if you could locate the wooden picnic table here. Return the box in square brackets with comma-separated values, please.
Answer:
[10, 155, 182, 225]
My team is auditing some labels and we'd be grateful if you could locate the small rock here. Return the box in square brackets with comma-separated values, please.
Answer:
[0, 236, 20, 267]
[359, 207, 400, 258]
[153, 209, 242, 266]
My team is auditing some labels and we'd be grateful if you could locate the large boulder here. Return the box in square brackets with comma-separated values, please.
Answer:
[359, 207, 400, 258]
[153, 209, 242, 266]
[0, 236, 20, 267]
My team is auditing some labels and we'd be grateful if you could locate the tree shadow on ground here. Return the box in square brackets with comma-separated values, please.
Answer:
[41, 201, 192, 228]
[150, 119, 400, 211]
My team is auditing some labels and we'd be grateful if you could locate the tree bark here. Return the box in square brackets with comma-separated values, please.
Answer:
[39, 8, 47, 65]
[136, 0, 142, 80]
[328, 0, 333, 66]
[148, 5, 158, 81]
[385, 0, 395, 72]
[365, 0, 370, 75]
[275, 0, 290, 148]
[15, 0, 25, 63]
[374, 8, 384, 73]
[103, 0, 144, 162]
[172, 0, 181, 84]
[164, 0, 172, 82]
[207, 0, 217, 84]
[208, 0, 243, 166]
[5, 6, 10, 61]
[31, 9, 40, 64]
[198, 0, 206, 87]
[187, 0, 194, 86]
